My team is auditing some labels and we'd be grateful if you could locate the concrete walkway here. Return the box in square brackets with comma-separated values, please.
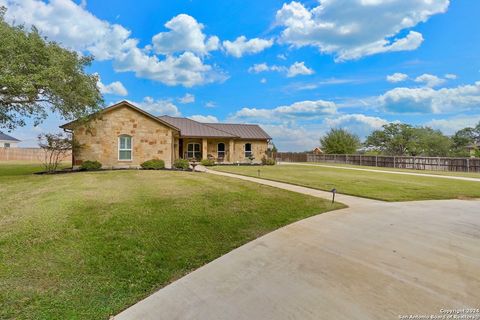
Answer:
[280, 162, 480, 182]
[115, 171, 480, 320]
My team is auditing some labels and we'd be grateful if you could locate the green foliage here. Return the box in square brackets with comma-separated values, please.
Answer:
[200, 159, 215, 166]
[80, 160, 102, 171]
[261, 156, 276, 165]
[38, 132, 76, 173]
[365, 123, 452, 157]
[140, 159, 165, 170]
[320, 128, 360, 154]
[0, 8, 103, 130]
[173, 158, 190, 170]
[451, 122, 480, 156]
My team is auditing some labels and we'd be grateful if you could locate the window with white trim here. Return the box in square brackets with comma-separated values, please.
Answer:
[4, 143, 10, 148]
[187, 143, 201, 159]
[244, 143, 252, 158]
[119, 135, 132, 160]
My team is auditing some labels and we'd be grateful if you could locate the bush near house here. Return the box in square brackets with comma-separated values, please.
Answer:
[79, 160, 102, 171]
[173, 158, 190, 170]
[201, 159, 215, 166]
[261, 156, 275, 165]
[140, 159, 165, 170]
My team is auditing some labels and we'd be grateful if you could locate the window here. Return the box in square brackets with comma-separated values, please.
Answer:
[4, 143, 10, 148]
[245, 143, 252, 158]
[217, 143, 225, 159]
[187, 143, 201, 159]
[119, 135, 132, 160]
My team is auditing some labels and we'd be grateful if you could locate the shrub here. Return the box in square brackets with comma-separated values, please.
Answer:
[80, 160, 102, 171]
[261, 156, 275, 165]
[140, 159, 165, 170]
[200, 159, 215, 166]
[173, 158, 190, 170]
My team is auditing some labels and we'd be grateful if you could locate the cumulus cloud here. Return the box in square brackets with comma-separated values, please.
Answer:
[223, 36, 273, 58]
[425, 115, 480, 135]
[129, 97, 181, 116]
[379, 81, 480, 114]
[152, 14, 219, 55]
[444, 73, 458, 80]
[0, 1, 225, 87]
[386, 73, 408, 83]
[232, 100, 337, 122]
[323, 114, 388, 138]
[248, 61, 314, 78]
[178, 93, 195, 104]
[97, 78, 128, 96]
[275, 0, 449, 61]
[414, 73, 446, 88]
[188, 115, 219, 123]
[261, 124, 319, 151]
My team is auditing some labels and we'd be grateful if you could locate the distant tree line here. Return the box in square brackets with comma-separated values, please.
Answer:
[320, 122, 480, 157]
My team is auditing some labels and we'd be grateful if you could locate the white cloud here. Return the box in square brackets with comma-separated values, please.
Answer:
[425, 115, 480, 135]
[232, 100, 337, 122]
[129, 97, 181, 116]
[260, 78, 267, 84]
[178, 93, 195, 104]
[275, 0, 449, 61]
[287, 61, 314, 77]
[414, 73, 446, 88]
[205, 101, 216, 108]
[1, 0, 225, 87]
[223, 36, 273, 58]
[248, 61, 314, 78]
[444, 73, 458, 80]
[387, 72, 408, 83]
[379, 81, 480, 114]
[261, 124, 319, 151]
[151, 14, 219, 55]
[97, 78, 128, 96]
[324, 114, 388, 138]
[188, 115, 219, 123]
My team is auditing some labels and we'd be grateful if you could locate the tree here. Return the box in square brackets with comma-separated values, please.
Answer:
[38, 132, 76, 173]
[365, 123, 452, 156]
[320, 128, 360, 154]
[451, 122, 480, 156]
[0, 7, 103, 130]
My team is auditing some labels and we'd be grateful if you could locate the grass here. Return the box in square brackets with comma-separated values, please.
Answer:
[0, 163, 343, 320]
[213, 164, 480, 201]
[305, 161, 480, 179]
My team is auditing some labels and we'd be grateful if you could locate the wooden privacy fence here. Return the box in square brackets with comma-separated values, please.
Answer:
[275, 152, 480, 173]
[0, 148, 72, 162]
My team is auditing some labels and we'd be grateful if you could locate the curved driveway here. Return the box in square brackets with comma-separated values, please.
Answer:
[115, 170, 480, 320]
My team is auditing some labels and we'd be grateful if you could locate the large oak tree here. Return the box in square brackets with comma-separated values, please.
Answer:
[0, 7, 103, 130]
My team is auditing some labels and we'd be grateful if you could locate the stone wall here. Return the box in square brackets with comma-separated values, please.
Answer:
[72, 106, 175, 168]
[231, 140, 268, 163]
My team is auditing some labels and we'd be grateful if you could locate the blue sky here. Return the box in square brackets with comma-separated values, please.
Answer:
[2, 0, 480, 150]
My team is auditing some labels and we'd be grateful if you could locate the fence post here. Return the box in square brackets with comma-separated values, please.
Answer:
[334, 154, 337, 163]
[346, 154, 348, 164]
[375, 155, 378, 167]
[360, 155, 362, 166]
[467, 158, 470, 173]
[393, 156, 396, 168]
[413, 156, 416, 170]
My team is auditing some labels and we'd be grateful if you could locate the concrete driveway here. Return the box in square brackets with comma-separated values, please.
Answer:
[115, 171, 480, 320]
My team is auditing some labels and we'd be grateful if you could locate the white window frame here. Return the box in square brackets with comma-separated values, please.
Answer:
[244, 143, 252, 158]
[118, 135, 133, 161]
[187, 143, 201, 159]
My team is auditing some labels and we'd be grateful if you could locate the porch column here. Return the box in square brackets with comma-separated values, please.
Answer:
[229, 139, 235, 162]
[202, 138, 208, 160]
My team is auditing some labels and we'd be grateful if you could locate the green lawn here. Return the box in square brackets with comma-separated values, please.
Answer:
[305, 161, 480, 179]
[213, 164, 480, 201]
[0, 163, 342, 320]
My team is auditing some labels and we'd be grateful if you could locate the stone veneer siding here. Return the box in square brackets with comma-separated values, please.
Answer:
[72, 106, 176, 168]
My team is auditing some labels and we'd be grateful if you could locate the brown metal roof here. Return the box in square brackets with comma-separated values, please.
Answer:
[158, 116, 237, 138]
[206, 123, 271, 140]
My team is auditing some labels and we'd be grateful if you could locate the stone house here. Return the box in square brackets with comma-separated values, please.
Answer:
[60, 101, 271, 168]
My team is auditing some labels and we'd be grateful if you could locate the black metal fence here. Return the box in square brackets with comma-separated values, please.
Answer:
[275, 152, 480, 173]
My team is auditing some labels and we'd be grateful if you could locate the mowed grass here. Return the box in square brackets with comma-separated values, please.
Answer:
[213, 164, 480, 201]
[0, 163, 343, 320]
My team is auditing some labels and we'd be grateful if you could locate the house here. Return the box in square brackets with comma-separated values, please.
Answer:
[0, 132, 20, 148]
[60, 101, 271, 168]
[312, 147, 323, 155]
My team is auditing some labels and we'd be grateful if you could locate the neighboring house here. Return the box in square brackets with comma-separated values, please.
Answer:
[0, 132, 20, 148]
[312, 147, 323, 155]
[60, 101, 271, 168]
